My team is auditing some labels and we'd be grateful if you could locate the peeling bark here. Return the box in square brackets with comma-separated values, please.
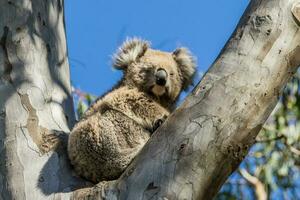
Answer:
[0, 0, 299, 200]
[20, 93, 60, 154]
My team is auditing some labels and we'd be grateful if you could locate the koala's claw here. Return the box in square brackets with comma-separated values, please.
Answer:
[151, 115, 168, 134]
[153, 119, 163, 131]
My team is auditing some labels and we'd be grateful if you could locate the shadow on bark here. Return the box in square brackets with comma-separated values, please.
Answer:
[37, 132, 92, 195]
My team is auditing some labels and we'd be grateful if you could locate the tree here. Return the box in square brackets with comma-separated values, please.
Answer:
[0, 0, 86, 199]
[0, 0, 299, 200]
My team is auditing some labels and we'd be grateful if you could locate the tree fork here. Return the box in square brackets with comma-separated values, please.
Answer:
[73, 0, 300, 199]
[0, 0, 299, 200]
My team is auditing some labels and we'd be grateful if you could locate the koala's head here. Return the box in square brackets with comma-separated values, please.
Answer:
[113, 38, 196, 104]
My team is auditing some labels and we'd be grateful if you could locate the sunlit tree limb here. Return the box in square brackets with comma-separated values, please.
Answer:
[239, 169, 267, 200]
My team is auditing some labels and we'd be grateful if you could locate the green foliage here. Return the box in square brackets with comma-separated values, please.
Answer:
[72, 88, 96, 119]
[76, 101, 88, 119]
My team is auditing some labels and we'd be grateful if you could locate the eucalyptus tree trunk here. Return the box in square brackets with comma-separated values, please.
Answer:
[0, 0, 86, 199]
[0, 0, 300, 200]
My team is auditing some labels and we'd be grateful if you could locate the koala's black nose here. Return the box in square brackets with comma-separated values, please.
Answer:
[155, 69, 167, 86]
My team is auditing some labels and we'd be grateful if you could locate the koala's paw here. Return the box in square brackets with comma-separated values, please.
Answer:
[151, 115, 168, 134]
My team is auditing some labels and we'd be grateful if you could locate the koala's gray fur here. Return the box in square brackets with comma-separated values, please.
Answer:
[68, 38, 197, 182]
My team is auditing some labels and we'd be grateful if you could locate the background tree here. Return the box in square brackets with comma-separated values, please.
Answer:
[0, 0, 299, 199]
[0, 0, 87, 199]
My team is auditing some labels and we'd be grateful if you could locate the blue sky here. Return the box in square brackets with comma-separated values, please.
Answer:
[65, 0, 249, 95]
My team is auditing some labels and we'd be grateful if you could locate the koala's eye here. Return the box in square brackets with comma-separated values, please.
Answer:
[170, 72, 174, 76]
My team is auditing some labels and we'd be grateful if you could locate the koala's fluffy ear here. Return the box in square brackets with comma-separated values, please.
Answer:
[113, 38, 149, 70]
[173, 48, 197, 90]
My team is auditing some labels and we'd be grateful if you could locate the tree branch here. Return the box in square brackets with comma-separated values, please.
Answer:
[290, 146, 300, 155]
[256, 135, 285, 143]
[239, 169, 267, 200]
[257, 132, 300, 156]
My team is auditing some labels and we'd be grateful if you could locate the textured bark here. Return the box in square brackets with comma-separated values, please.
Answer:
[0, 0, 300, 200]
[0, 0, 87, 199]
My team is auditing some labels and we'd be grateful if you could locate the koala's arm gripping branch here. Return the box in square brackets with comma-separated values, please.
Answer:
[69, 0, 300, 199]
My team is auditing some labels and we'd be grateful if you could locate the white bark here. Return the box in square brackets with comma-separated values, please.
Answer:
[0, 0, 299, 200]
[0, 0, 85, 199]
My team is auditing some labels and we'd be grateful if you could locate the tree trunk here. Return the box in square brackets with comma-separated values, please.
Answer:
[0, 0, 299, 200]
[0, 0, 86, 199]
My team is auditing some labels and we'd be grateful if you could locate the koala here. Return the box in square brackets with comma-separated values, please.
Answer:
[68, 38, 196, 183]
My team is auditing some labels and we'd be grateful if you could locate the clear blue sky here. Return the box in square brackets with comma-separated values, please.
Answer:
[65, 0, 249, 95]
